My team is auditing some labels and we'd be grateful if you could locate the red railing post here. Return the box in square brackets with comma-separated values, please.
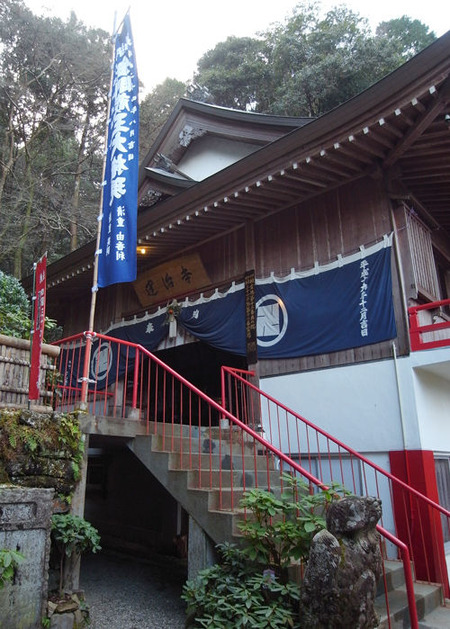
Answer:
[129, 347, 140, 419]
[379, 526, 419, 629]
[408, 307, 422, 351]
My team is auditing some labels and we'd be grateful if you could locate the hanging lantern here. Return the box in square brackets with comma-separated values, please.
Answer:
[166, 299, 181, 338]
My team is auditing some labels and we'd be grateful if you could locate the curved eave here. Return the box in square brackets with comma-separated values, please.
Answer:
[143, 167, 196, 195]
[136, 33, 450, 258]
[138, 99, 313, 188]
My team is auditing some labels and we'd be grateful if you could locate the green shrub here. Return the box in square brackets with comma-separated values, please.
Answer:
[0, 270, 61, 341]
[238, 475, 346, 581]
[183, 474, 348, 628]
[51, 513, 101, 596]
[0, 271, 31, 339]
[183, 543, 301, 628]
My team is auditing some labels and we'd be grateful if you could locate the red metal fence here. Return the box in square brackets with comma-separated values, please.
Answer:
[409, 298, 450, 351]
[52, 331, 450, 628]
[221, 366, 450, 621]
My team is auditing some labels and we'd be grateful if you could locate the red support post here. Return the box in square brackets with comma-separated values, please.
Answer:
[389, 449, 450, 598]
[131, 347, 139, 412]
[408, 308, 422, 351]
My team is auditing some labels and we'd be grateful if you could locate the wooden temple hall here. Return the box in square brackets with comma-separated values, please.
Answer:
[19, 31, 450, 627]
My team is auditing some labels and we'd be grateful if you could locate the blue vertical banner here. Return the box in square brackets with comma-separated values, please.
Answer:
[98, 13, 139, 288]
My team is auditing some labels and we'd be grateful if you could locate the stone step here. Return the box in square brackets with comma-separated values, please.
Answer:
[167, 451, 277, 472]
[377, 560, 415, 595]
[187, 468, 283, 490]
[207, 485, 288, 510]
[376, 581, 444, 628]
[417, 602, 450, 628]
[148, 421, 258, 441]
[151, 433, 265, 458]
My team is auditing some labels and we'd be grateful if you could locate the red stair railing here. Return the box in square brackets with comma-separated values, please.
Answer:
[52, 332, 446, 628]
[221, 366, 450, 605]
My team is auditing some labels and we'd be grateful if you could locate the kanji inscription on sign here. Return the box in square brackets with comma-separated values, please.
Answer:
[133, 253, 211, 307]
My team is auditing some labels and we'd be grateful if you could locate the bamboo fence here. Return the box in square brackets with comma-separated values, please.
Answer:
[0, 334, 60, 411]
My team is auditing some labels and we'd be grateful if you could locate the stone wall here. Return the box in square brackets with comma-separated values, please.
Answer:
[0, 486, 54, 629]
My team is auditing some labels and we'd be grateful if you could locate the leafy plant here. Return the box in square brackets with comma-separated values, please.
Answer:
[183, 475, 349, 627]
[58, 414, 85, 481]
[51, 513, 101, 596]
[0, 271, 31, 339]
[238, 474, 348, 581]
[183, 543, 301, 628]
[0, 410, 48, 461]
[0, 270, 61, 341]
[0, 548, 25, 589]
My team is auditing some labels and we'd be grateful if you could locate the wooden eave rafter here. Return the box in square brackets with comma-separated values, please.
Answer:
[40, 33, 450, 303]
[134, 75, 450, 266]
[384, 81, 450, 167]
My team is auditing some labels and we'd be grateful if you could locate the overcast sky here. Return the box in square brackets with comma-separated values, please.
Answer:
[25, 0, 450, 94]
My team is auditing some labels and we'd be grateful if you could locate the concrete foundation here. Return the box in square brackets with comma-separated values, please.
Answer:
[188, 515, 215, 581]
[0, 485, 54, 629]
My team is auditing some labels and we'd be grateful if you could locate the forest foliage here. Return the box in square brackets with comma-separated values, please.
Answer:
[0, 0, 436, 280]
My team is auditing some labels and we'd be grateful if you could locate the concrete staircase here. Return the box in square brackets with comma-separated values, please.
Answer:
[127, 423, 276, 545]
[113, 419, 450, 628]
[376, 561, 450, 628]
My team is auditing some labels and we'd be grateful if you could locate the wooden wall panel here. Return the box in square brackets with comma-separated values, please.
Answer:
[253, 175, 392, 277]
[61, 173, 408, 378]
[199, 228, 246, 284]
[338, 177, 391, 251]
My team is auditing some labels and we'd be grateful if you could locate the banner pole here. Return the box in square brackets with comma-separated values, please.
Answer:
[80, 13, 118, 409]
[28, 261, 37, 410]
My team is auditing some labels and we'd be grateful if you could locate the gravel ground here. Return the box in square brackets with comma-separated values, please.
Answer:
[80, 551, 188, 629]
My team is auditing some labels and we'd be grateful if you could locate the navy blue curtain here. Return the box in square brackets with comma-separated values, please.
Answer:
[179, 244, 396, 358]
[255, 245, 396, 358]
[179, 291, 246, 355]
[88, 243, 396, 366]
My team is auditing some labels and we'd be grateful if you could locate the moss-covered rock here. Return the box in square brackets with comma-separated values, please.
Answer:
[0, 409, 84, 503]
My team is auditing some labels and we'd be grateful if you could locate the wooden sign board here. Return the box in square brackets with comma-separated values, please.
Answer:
[245, 270, 257, 364]
[133, 253, 211, 307]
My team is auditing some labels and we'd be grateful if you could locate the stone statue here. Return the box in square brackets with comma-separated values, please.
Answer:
[300, 495, 383, 628]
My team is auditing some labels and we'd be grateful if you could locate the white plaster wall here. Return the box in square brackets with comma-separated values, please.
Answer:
[413, 368, 450, 453]
[259, 366, 399, 550]
[260, 357, 406, 454]
[178, 136, 261, 180]
[259, 349, 450, 557]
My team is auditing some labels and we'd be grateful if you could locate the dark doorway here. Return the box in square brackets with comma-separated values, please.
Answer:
[155, 340, 247, 403]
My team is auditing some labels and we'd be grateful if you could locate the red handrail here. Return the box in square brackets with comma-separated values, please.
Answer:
[408, 298, 450, 351]
[221, 366, 450, 617]
[52, 332, 442, 628]
[221, 367, 450, 520]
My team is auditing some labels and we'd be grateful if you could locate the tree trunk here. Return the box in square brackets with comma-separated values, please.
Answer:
[70, 107, 92, 251]
[13, 179, 34, 278]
